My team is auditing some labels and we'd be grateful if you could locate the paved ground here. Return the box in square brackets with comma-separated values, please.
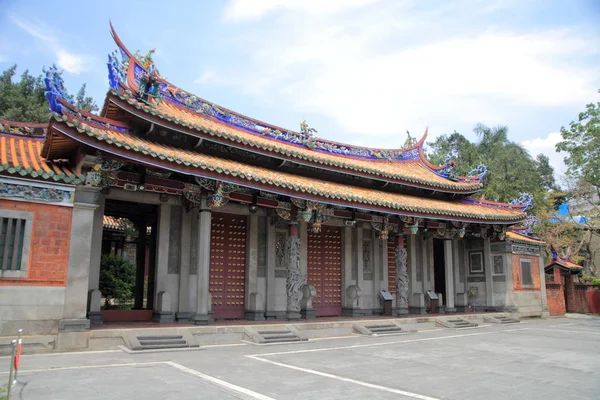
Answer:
[1, 317, 599, 399]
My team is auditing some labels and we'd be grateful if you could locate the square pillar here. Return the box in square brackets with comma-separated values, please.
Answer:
[483, 238, 495, 310]
[393, 234, 409, 317]
[176, 208, 192, 321]
[409, 235, 426, 314]
[194, 200, 212, 325]
[286, 222, 302, 320]
[245, 214, 265, 321]
[87, 192, 105, 325]
[153, 203, 174, 323]
[539, 254, 550, 317]
[444, 239, 456, 313]
[264, 221, 280, 319]
[61, 186, 100, 333]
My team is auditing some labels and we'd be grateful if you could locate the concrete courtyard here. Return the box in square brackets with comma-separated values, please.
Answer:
[1, 316, 598, 399]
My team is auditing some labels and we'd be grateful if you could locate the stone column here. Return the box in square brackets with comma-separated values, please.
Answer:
[483, 237, 495, 310]
[409, 235, 426, 314]
[394, 234, 409, 317]
[265, 222, 278, 319]
[341, 225, 354, 314]
[176, 209, 192, 321]
[134, 217, 147, 309]
[146, 222, 157, 311]
[153, 203, 174, 323]
[194, 199, 212, 325]
[453, 238, 468, 312]
[60, 186, 100, 334]
[245, 214, 264, 320]
[286, 222, 304, 320]
[444, 239, 456, 313]
[538, 253, 550, 317]
[87, 192, 105, 325]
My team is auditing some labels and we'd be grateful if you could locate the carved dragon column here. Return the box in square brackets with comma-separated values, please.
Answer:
[394, 234, 409, 317]
[286, 222, 305, 320]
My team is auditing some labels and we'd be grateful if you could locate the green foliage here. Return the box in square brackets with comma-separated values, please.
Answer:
[75, 83, 99, 113]
[556, 90, 600, 189]
[580, 274, 600, 286]
[535, 154, 557, 191]
[99, 254, 136, 309]
[0, 64, 50, 122]
[0, 64, 99, 123]
[427, 124, 548, 210]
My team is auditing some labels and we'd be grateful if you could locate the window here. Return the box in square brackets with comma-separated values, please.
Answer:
[469, 251, 483, 274]
[0, 210, 33, 278]
[493, 255, 504, 274]
[520, 259, 533, 287]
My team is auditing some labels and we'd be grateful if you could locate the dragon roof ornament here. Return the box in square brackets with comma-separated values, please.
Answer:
[105, 23, 428, 162]
[44, 64, 74, 114]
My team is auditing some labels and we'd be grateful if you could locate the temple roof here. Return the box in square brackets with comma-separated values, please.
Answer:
[100, 24, 487, 194]
[45, 113, 527, 224]
[0, 119, 83, 184]
[506, 229, 545, 246]
[545, 258, 583, 274]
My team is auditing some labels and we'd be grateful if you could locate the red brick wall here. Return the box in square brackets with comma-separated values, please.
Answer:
[546, 267, 566, 317]
[0, 199, 72, 286]
[512, 254, 540, 291]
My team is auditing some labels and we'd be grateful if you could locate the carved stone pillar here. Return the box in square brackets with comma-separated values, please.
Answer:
[286, 222, 305, 320]
[394, 234, 409, 317]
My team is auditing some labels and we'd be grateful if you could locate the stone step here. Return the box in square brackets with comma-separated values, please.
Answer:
[263, 337, 302, 343]
[137, 335, 183, 341]
[262, 334, 298, 340]
[257, 330, 292, 335]
[134, 343, 191, 350]
[369, 327, 404, 332]
[139, 339, 187, 346]
[365, 324, 397, 329]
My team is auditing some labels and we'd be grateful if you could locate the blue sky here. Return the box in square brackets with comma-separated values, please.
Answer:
[1, 0, 599, 178]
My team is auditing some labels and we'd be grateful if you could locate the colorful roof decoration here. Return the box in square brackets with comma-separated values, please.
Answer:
[47, 113, 527, 223]
[544, 245, 584, 273]
[0, 121, 83, 184]
[506, 229, 545, 246]
[100, 23, 487, 192]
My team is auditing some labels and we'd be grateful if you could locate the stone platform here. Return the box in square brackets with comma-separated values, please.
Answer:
[0, 312, 525, 355]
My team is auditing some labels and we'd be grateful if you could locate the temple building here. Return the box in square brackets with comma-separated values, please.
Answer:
[0, 25, 549, 346]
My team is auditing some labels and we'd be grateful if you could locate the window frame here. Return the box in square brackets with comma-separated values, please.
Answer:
[0, 209, 34, 278]
[520, 258, 534, 288]
[469, 251, 484, 274]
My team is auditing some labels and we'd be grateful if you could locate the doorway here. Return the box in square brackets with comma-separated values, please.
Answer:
[101, 199, 158, 322]
[433, 238, 446, 300]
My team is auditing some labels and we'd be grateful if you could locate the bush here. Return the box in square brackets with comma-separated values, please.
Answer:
[99, 254, 136, 309]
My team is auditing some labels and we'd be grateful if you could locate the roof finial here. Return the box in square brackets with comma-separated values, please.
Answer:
[300, 120, 317, 136]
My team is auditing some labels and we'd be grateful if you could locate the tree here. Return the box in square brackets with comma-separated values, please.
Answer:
[427, 124, 548, 209]
[0, 65, 98, 123]
[0, 64, 50, 122]
[75, 83, 99, 113]
[535, 154, 557, 191]
[556, 89, 600, 191]
[99, 254, 136, 309]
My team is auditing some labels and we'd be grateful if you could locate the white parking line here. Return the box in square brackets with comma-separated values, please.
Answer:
[526, 328, 600, 335]
[165, 361, 275, 400]
[247, 355, 440, 400]
[248, 328, 526, 357]
[0, 361, 165, 375]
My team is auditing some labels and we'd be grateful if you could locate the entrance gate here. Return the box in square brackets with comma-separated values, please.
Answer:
[307, 225, 342, 317]
[209, 212, 247, 319]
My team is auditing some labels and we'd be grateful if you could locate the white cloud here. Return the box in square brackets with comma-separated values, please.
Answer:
[223, 0, 381, 22]
[522, 132, 568, 175]
[10, 15, 91, 74]
[213, 0, 599, 149]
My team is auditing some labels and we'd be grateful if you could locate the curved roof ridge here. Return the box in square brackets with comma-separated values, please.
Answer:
[107, 22, 430, 163]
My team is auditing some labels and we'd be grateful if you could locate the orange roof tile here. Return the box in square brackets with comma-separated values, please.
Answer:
[0, 123, 83, 184]
[110, 91, 483, 192]
[51, 114, 526, 223]
[506, 230, 545, 246]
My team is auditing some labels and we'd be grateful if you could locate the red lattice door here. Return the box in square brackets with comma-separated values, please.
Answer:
[388, 236, 397, 294]
[307, 226, 342, 317]
[210, 213, 247, 319]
